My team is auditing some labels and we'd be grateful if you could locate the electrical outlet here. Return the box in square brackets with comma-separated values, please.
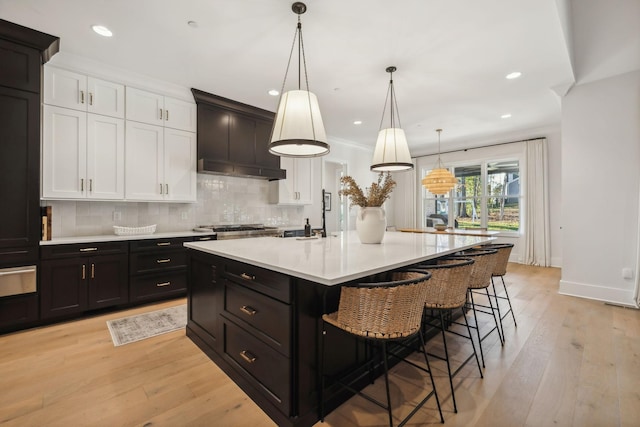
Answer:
[181, 211, 188, 220]
[622, 268, 633, 280]
[113, 211, 122, 221]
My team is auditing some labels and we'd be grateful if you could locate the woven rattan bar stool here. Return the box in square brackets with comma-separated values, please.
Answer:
[479, 243, 516, 337]
[411, 256, 483, 413]
[452, 248, 502, 367]
[319, 271, 444, 426]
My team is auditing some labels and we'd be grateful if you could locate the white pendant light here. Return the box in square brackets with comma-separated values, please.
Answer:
[422, 129, 458, 194]
[370, 66, 413, 172]
[269, 2, 329, 158]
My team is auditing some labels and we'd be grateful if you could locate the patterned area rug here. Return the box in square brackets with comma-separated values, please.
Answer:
[106, 304, 187, 346]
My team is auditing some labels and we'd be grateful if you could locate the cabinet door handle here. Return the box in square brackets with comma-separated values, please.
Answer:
[240, 273, 255, 281]
[80, 178, 84, 192]
[89, 179, 93, 192]
[82, 264, 86, 280]
[156, 281, 171, 287]
[156, 258, 171, 264]
[79, 247, 98, 252]
[240, 305, 257, 316]
[156, 242, 171, 246]
[165, 184, 169, 195]
[239, 350, 256, 364]
[80, 90, 85, 104]
[91, 263, 95, 279]
[165, 109, 169, 121]
[159, 108, 163, 120]
[160, 183, 164, 194]
[89, 92, 93, 105]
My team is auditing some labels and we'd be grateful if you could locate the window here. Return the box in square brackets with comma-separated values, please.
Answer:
[422, 160, 520, 233]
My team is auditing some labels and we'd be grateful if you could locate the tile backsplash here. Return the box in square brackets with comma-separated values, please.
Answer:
[46, 174, 305, 237]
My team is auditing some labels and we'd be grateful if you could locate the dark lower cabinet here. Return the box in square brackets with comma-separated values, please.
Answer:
[40, 242, 128, 320]
[0, 293, 38, 330]
[188, 250, 223, 352]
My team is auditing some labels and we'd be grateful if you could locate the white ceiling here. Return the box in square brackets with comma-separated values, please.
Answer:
[0, 0, 584, 155]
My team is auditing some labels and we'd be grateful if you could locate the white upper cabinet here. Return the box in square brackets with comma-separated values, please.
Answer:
[44, 66, 124, 118]
[125, 122, 196, 202]
[42, 105, 124, 200]
[126, 87, 196, 132]
[270, 157, 315, 205]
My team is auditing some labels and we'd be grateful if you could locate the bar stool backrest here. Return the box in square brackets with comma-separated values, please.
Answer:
[479, 243, 513, 276]
[410, 257, 475, 310]
[454, 249, 498, 289]
[334, 271, 431, 340]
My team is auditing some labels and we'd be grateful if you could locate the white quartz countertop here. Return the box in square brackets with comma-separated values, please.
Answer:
[184, 230, 495, 286]
[40, 230, 216, 245]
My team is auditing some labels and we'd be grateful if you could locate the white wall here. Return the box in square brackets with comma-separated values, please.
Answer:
[559, 70, 640, 305]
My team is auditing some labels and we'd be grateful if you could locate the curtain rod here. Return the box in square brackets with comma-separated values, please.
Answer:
[415, 136, 545, 158]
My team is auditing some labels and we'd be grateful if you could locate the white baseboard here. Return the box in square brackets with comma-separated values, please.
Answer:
[559, 279, 637, 306]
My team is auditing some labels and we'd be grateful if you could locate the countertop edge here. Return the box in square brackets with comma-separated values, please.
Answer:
[40, 231, 216, 245]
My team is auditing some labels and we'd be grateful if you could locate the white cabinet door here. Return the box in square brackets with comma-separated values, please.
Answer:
[44, 67, 87, 111]
[164, 129, 197, 201]
[295, 157, 313, 204]
[86, 114, 125, 199]
[271, 157, 314, 205]
[125, 121, 164, 201]
[164, 96, 197, 132]
[87, 77, 125, 118]
[42, 106, 87, 199]
[126, 87, 164, 126]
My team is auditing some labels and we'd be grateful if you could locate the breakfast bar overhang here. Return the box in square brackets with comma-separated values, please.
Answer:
[184, 231, 494, 427]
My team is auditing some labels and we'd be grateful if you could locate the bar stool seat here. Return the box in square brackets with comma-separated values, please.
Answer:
[411, 256, 483, 413]
[320, 270, 444, 426]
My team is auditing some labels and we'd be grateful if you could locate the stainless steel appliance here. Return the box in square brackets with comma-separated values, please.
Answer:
[194, 224, 280, 240]
[0, 265, 37, 298]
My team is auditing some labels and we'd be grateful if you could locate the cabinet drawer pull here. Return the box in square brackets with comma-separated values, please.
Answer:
[156, 242, 171, 246]
[156, 258, 171, 264]
[240, 273, 255, 281]
[240, 305, 257, 316]
[198, 237, 212, 241]
[156, 281, 171, 287]
[239, 350, 256, 364]
[79, 247, 98, 252]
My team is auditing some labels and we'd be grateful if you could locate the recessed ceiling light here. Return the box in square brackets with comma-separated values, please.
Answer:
[268, 89, 279, 96]
[91, 25, 112, 37]
[353, 120, 362, 125]
[187, 21, 198, 28]
[501, 113, 512, 119]
[505, 71, 522, 80]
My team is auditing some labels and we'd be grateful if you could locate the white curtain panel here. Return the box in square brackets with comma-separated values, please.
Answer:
[523, 138, 551, 266]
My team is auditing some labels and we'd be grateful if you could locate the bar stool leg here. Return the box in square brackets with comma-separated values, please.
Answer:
[468, 290, 485, 368]
[500, 275, 517, 326]
[439, 310, 458, 413]
[381, 342, 394, 426]
[490, 278, 506, 341]
[461, 307, 483, 378]
[418, 328, 445, 424]
[485, 287, 504, 345]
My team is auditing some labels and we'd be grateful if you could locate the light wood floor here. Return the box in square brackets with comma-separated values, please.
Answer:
[1, 264, 639, 427]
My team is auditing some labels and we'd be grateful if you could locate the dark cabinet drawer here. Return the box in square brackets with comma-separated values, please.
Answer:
[224, 259, 290, 303]
[0, 293, 38, 332]
[224, 281, 290, 356]
[130, 271, 187, 302]
[41, 242, 128, 259]
[0, 247, 37, 268]
[223, 319, 290, 415]
[130, 250, 187, 274]
[130, 237, 193, 252]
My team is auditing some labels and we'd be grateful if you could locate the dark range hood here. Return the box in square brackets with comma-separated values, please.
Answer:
[192, 89, 286, 180]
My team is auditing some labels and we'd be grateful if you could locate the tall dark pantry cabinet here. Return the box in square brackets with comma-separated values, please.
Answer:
[0, 20, 58, 332]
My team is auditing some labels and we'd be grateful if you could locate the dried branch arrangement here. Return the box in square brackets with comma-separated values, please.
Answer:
[339, 172, 396, 208]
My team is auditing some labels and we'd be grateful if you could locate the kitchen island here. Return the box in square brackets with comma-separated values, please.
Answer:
[184, 231, 494, 427]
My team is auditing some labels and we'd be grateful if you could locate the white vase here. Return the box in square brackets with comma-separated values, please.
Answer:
[356, 207, 386, 244]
